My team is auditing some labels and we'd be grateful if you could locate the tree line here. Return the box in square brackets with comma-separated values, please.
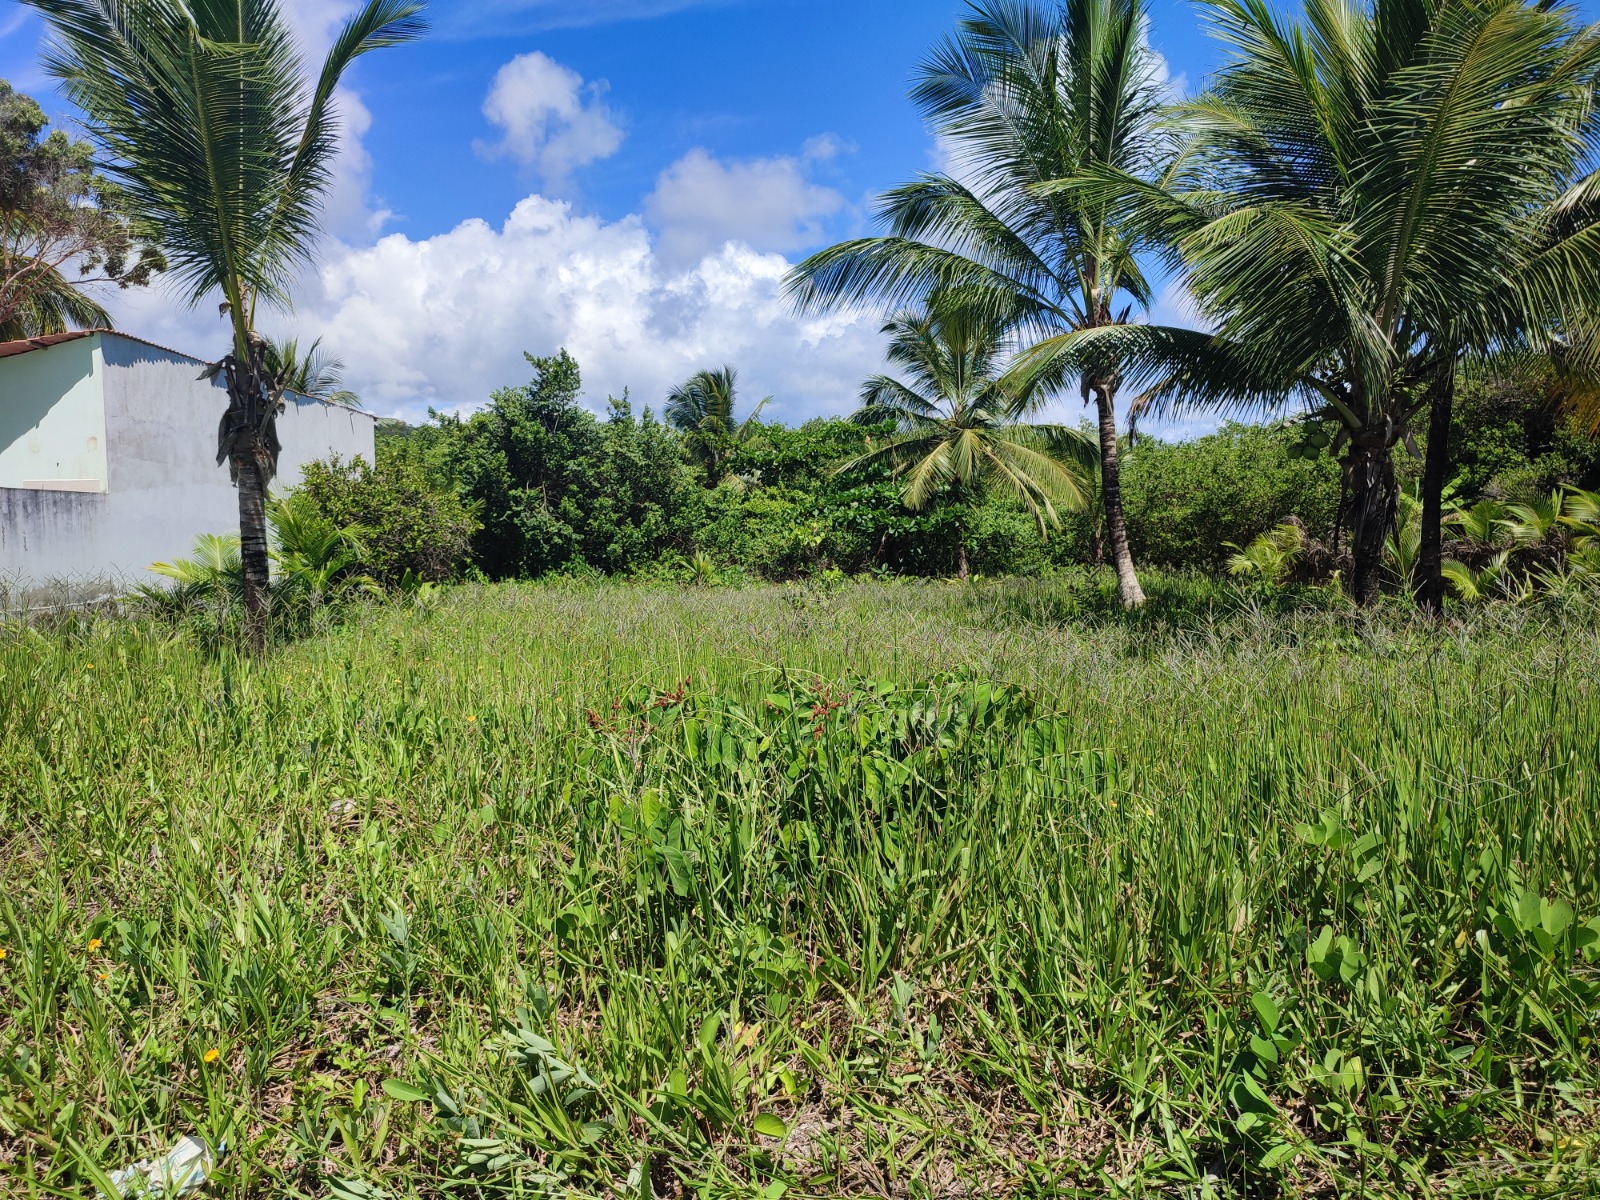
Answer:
[6, 0, 1600, 634]
[788, 0, 1600, 611]
[286, 346, 1596, 594]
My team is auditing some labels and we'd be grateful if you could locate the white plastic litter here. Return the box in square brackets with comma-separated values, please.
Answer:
[100, 1135, 218, 1198]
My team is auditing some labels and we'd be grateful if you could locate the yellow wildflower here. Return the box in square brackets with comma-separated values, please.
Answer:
[97, 971, 108, 982]
[467, 715, 476, 723]
[0, 948, 8, 961]
[203, 1048, 220, 1064]
[87, 938, 102, 951]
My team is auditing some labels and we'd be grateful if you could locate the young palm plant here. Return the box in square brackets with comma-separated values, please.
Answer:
[664, 366, 769, 483]
[789, 0, 1169, 607]
[264, 336, 362, 408]
[839, 298, 1096, 579]
[1018, 0, 1600, 606]
[26, 0, 425, 646]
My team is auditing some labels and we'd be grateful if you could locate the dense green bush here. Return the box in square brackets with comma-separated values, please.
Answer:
[1447, 365, 1600, 504]
[294, 453, 476, 586]
[1114, 423, 1343, 572]
[385, 351, 701, 580]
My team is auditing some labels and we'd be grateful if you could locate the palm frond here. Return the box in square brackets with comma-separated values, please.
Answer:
[0, 258, 112, 339]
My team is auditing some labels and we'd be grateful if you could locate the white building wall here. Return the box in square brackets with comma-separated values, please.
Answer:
[0, 336, 109, 491]
[0, 332, 376, 592]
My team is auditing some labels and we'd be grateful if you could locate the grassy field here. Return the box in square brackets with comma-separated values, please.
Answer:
[1, 576, 1598, 1198]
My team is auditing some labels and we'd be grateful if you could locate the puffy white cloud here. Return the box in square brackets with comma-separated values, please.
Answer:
[1137, 15, 1188, 103]
[265, 3, 396, 238]
[319, 87, 399, 240]
[171, 195, 882, 426]
[477, 52, 624, 187]
[1145, 277, 1208, 332]
[645, 140, 848, 269]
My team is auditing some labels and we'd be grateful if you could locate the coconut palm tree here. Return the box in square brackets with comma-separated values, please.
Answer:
[25, 0, 425, 645]
[1015, 0, 1600, 606]
[788, 0, 1170, 607]
[839, 297, 1096, 579]
[664, 365, 769, 482]
[264, 336, 361, 408]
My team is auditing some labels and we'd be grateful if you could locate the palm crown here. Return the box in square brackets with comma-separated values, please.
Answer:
[264, 336, 361, 409]
[840, 297, 1096, 572]
[665, 366, 769, 479]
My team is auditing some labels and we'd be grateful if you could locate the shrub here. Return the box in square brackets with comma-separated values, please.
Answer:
[294, 454, 476, 587]
[1115, 423, 1342, 572]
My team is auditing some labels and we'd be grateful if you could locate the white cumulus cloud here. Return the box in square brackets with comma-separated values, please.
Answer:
[87, 34, 880, 430]
[646, 139, 848, 269]
[477, 52, 624, 187]
[148, 195, 877, 427]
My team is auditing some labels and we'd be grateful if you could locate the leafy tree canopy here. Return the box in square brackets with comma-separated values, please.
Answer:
[0, 77, 163, 339]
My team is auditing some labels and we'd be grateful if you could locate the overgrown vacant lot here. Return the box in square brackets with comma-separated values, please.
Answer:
[2, 579, 1598, 1198]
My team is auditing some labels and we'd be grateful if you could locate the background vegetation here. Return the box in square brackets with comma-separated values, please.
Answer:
[340, 352, 1600, 593]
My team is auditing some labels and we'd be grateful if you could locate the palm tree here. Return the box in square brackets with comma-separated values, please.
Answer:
[264, 336, 362, 408]
[26, 0, 425, 645]
[839, 297, 1095, 579]
[0, 260, 109, 340]
[664, 365, 769, 482]
[789, 0, 1169, 607]
[1017, 0, 1600, 606]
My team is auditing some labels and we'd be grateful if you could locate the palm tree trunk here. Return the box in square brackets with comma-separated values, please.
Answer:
[1417, 368, 1454, 615]
[957, 539, 970, 581]
[1091, 379, 1144, 608]
[232, 433, 272, 642]
[221, 340, 278, 651]
[1347, 437, 1396, 606]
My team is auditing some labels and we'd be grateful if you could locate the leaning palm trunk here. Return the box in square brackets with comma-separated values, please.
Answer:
[1087, 372, 1144, 607]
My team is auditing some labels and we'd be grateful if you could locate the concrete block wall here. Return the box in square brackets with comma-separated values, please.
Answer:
[0, 333, 376, 591]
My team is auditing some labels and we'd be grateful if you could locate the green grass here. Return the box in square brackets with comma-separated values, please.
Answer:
[2, 576, 1598, 1198]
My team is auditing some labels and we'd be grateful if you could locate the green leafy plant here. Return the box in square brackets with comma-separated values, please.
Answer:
[837, 296, 1096, 579]
[1226, 520, 1305, 587]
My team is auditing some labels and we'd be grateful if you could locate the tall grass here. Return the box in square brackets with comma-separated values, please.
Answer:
[1, 578, 1597, 1197]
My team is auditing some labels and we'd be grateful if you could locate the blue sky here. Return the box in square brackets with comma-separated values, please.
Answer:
[0, 0, 1420, 428]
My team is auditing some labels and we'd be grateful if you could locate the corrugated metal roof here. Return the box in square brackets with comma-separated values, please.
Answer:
[0, 327, 207, 364]
[0, 330, 98, 359]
